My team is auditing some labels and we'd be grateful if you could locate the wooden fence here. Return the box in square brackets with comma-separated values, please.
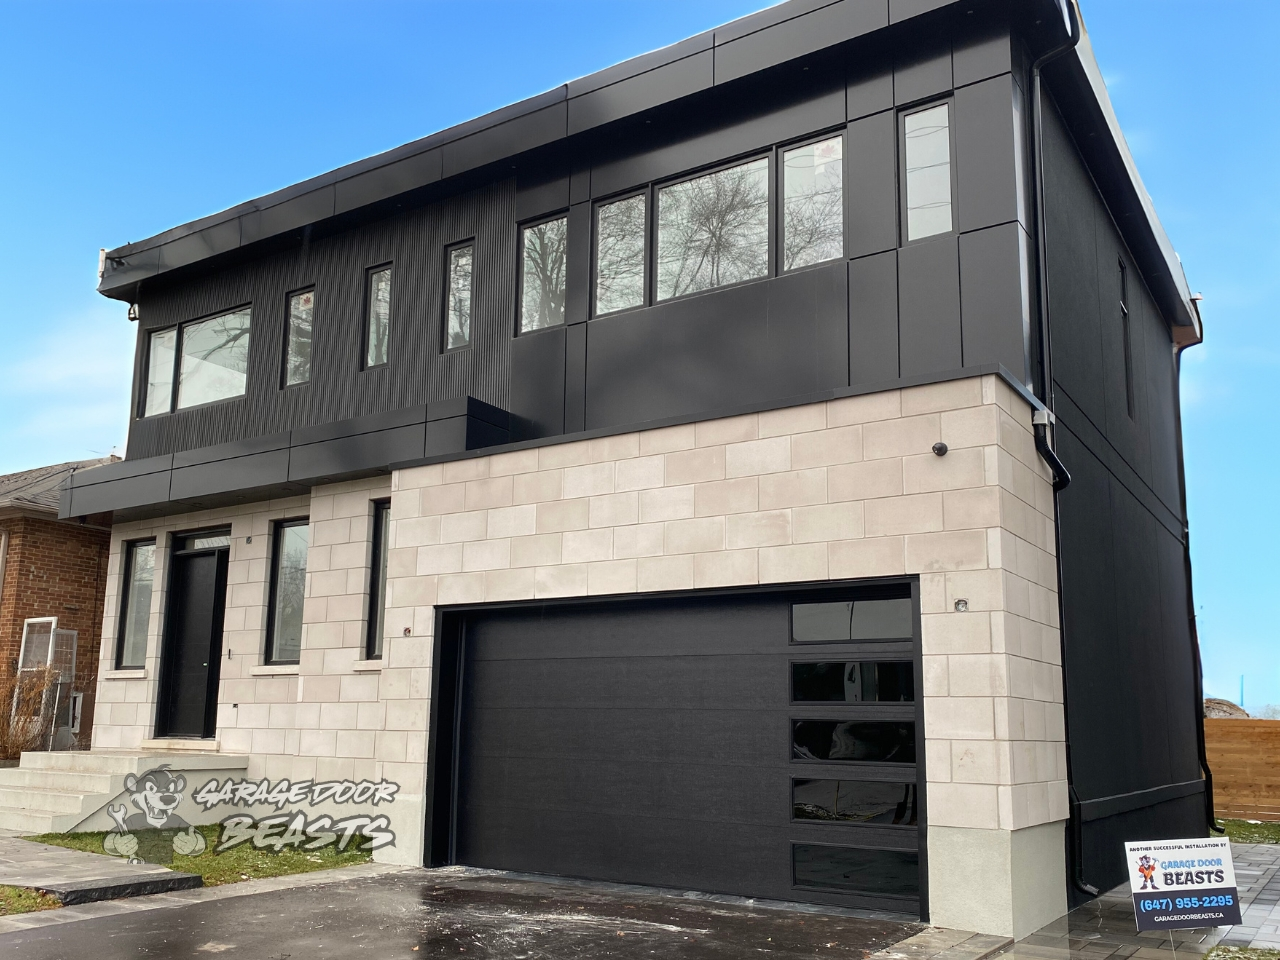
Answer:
[1204, 718, 1280, 820]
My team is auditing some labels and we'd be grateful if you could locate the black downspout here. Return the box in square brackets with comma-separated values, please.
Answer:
[1028, 0, 1099, 899]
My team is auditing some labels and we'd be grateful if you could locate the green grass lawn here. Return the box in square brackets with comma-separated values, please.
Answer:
[0, 885, 60, 917]
[1218, 819, 1280, 845]
[26, 824, 373, 887]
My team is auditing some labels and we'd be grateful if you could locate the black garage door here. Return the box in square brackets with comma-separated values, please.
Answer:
[429, 584, 925, 916]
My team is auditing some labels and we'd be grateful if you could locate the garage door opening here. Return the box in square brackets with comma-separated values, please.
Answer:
[425, 580, 926, 918]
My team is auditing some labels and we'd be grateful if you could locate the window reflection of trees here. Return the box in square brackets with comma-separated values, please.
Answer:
[177, 308, 251, 409]
[521, 218, 567, 331]
[366, 269, 392, 366]
[595, 196, 646, 315]
[783, 137, 844, 270]
[447, 246, 474, 348]
[657, 158, 770, 301]
[271, 524, 309, 663]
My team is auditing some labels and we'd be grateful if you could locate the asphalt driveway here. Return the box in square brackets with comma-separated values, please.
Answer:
[0, 868, 921, 959]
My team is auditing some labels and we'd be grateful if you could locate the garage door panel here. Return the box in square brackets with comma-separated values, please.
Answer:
[447, 589, 923, 915]
[459, 756, 785, 827]
[462, 705, 789, 765]
[458, 803, 792, 897]
[465, 651, 787, 710]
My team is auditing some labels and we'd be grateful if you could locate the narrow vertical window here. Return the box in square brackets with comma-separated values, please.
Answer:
[284, 289, 314, 386]
[177, 307, 252, 409]
[783, 135, 844, 270]
[366, 500, 391, 660]
[594, 194, 646, 315]
[656, 157, 770, 301]
[445, 244, 474, 350]
[1120, 258, 1135, 419]
[904, 103, 953, 241]
[144, 328, 176, 417]
[117, 540, 156, 668]
[519, 217, 567, 332]
[265, 519, 309, 664]
[366, 266, 392, 367]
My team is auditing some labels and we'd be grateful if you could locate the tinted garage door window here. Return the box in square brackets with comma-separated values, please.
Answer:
[442, 588, 922, 915]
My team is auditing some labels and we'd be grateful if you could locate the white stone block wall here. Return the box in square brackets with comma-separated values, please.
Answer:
[90, 373, 1068, 932]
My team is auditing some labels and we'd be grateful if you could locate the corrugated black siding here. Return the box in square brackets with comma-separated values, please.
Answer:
[128, 179, 516, 458]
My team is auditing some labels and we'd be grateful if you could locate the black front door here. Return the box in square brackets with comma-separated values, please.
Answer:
[157, 546, 228, 738]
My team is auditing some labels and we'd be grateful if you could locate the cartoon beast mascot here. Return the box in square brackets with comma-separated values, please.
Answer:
[1136, 854, 1159, 891]
[102, 766, 207, 865]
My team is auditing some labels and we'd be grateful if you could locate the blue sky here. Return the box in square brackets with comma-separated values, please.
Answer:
[0, 2, 1275, 707]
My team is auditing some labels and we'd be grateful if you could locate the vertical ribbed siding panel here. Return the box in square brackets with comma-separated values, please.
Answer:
[127, 179, 517, 459]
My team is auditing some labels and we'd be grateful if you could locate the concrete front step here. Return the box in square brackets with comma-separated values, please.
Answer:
[0, 751, 251, 835]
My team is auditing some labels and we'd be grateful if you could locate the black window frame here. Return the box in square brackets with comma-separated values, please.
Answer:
[591, 189, 650, 319]
[365, 498, 392, 660]
[281, 285, 316, 389]
[776, 128, 848, 275]
[516, 212, 570, 337]
[362, 262, 394, 370]
[898, 97, 958, 246]
[443, 240, 476, 352]
[264, 517, 310, 665]
[650, 150, 774, 307]
[139, 303, 255, 419]
[115, 538, 157, 669]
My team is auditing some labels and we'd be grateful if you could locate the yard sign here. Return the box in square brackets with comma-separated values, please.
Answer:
[1125, 837, 1241, 931]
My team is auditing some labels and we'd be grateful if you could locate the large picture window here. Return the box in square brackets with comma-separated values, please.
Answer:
[177, 307, 252, 409]
[116, 540, 156, 669]
[283, 289, 314, 387]
[366, 265, 392, 367]
[594, 194, 646, 315]
[782, 136, 844, 269]
[903, 103, 953, 241]
[656, 156, 770, 302]
[519, 217, 567, 332]
[366, 500, 391, 660]
[265, 519, 309, 664]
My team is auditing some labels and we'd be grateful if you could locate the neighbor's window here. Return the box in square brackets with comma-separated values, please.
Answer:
[657, 156, 770, 301]
[366, 266, 392, 367]
[445, 244, 474, 350]
[594, 194, 646, 315]
[265, 519, 309, 664]
[283, 289, 314, 386]
[366, 500, 391, 660]
[177, 307, 252, 409]
[520, 217, 567, 332]
[904, 103, 953, 241]
[144, 328, 176, 417]
[117, 540, 156, 669]
[783, 136, 844, 269]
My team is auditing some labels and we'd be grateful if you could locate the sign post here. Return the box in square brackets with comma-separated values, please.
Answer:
[1125, 838, 1241, 931]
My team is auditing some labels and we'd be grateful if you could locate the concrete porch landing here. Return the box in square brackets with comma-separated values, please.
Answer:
[0, 834, 200, 904]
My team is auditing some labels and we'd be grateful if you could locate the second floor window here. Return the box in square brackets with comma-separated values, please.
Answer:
[656, 156, 770, 302]
[783, 135, 844, 270]
[446, 243, 474, 349]
[595, 194, 646, 315]
[117, 540, 156, 669]
[904, 103, 953, 242]
[366, 265, 392, 367]
[284, 289, 314, 386]
[142, 306, 252, 417]
[519, 217, 567, 332]
[266, 519, 309, 664]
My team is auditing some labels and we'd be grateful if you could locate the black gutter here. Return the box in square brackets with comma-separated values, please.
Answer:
[1028, 0, 1099, 900]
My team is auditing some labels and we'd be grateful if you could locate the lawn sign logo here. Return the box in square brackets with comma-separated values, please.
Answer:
[103, 766, 207, 865]
[1135, 854, 1159, 890]
[193, 775, 399, 854]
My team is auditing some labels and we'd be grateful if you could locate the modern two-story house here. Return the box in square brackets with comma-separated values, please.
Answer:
[14, 0, 1208, 938]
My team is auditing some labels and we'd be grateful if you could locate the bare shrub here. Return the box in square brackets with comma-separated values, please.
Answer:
[0, 665, 58, 761]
